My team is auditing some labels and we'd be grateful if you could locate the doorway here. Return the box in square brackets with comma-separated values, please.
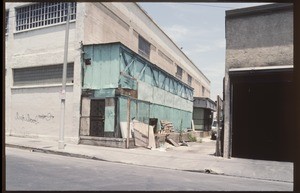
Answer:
[90, 99, 105, 137]
[230, 70, 294, 161]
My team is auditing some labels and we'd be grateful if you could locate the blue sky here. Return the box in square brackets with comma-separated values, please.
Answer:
[139, 2, 272, 100]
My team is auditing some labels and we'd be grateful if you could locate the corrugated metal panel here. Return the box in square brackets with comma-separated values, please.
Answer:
[118, 95, 192, 132]
[140, 81, 193, 112]
[83, 44, 120, 89]
[94, 88, 115, 98]
[104, 106, 115, 132]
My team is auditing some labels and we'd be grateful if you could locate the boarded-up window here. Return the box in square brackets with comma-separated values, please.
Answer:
[15, 2, 77, 31]
[138, 35, 151, 59]
[13, 63, 74, 86]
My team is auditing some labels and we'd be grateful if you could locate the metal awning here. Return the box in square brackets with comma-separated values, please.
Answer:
[193, 97, 217, 111]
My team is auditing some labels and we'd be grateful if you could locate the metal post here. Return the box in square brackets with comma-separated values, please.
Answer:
[216, 95, 221, 156]
[58, 3, 71, 149]
[126, 97, 131, 149]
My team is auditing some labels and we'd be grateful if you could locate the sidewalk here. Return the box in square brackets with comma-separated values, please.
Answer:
[5, 135, 293, 183]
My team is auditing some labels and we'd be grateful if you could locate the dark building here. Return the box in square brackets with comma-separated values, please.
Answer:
[223, 3, 294, 162]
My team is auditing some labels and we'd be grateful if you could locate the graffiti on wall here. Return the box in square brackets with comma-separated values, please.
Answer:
[15, 112, 55, 124]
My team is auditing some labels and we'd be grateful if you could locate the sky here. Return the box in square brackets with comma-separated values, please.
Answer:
[139, 2, 272, 100]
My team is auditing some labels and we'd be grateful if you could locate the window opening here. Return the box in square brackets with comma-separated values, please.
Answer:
[13, 63, 74, 86]
[176, 65, 183, 80]
[15, 2, 77, 31]
[138, 35, 151, 59]
[202, 86, 205, 96]
[188, 74, 192, 86]
[6, 10, 9, 33]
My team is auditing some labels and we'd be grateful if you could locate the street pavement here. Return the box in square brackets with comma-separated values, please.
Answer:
[6, 147, 293, 191]
[5, 135, 294, 183]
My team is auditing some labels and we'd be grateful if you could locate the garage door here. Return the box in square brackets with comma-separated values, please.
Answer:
[230, 68, 294, 162]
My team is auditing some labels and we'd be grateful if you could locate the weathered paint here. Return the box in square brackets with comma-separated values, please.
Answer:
[94, 88, 115, 98]
[82, 42, 194, 136]
[104, 106, 115, 132]
[83, 44, 120, 89]
[118, 96, 192, 132]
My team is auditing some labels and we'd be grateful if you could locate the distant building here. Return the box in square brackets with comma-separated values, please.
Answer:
[224, 3, 294, 161]
[5, 2, 211, 146]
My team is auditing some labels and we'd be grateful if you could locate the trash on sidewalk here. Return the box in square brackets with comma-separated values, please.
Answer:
[132, 120, 156, 149]
[160, 120, 174, 133]
[180, 140, 189, 146]
[165, 134, 179, 147]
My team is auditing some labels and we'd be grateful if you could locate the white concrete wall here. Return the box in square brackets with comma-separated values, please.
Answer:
[5, 2, 84, 143]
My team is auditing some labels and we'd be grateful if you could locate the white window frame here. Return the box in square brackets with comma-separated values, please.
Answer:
[15, 2, 76, 32]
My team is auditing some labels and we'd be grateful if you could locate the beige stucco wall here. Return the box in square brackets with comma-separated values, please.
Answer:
[82, 2, 210, 97]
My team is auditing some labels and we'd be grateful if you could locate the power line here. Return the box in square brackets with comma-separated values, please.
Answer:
[184, 3, 236, 9]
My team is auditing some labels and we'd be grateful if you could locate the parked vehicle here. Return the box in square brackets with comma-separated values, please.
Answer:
[211, 120, 218, 140]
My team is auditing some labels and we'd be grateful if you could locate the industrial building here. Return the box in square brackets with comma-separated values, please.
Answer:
[223, 3, 294, 161]
[5, 2, 212, 147]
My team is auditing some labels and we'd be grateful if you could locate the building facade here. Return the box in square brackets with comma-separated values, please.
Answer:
[224, 3, 294, 161]
[5, 2, 211, 144]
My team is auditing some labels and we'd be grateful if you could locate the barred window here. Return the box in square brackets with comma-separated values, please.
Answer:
[13, 63, 74, 86]
[138, 35, 151, 59]
[15, 2, 77, 31]
[6, 10, 9, 33]
[188, 74, 192, 86]
[176, 65, 183, 80]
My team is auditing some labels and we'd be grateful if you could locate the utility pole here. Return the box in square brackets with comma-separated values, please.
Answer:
[215, 95, 221, 156]
[126, 97, 131, 149]
[59, 3, 71, 149]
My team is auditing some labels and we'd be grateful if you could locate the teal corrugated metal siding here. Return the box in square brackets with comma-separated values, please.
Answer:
[83, 44, 120, 89]
[118, 96, 192, 132]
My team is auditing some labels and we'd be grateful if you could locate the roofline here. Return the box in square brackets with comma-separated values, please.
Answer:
[226, 3, 293, 19]
[135, 2, 211, 84]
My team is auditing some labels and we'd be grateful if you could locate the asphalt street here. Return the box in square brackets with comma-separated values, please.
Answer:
[5, 147, 293, 191]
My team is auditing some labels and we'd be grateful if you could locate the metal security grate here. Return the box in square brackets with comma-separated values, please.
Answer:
[13, 63, 74, 86]
[15, 2, 76, 31]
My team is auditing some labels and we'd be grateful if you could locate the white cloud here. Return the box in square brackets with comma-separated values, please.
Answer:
[163, 25, 189, 42]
